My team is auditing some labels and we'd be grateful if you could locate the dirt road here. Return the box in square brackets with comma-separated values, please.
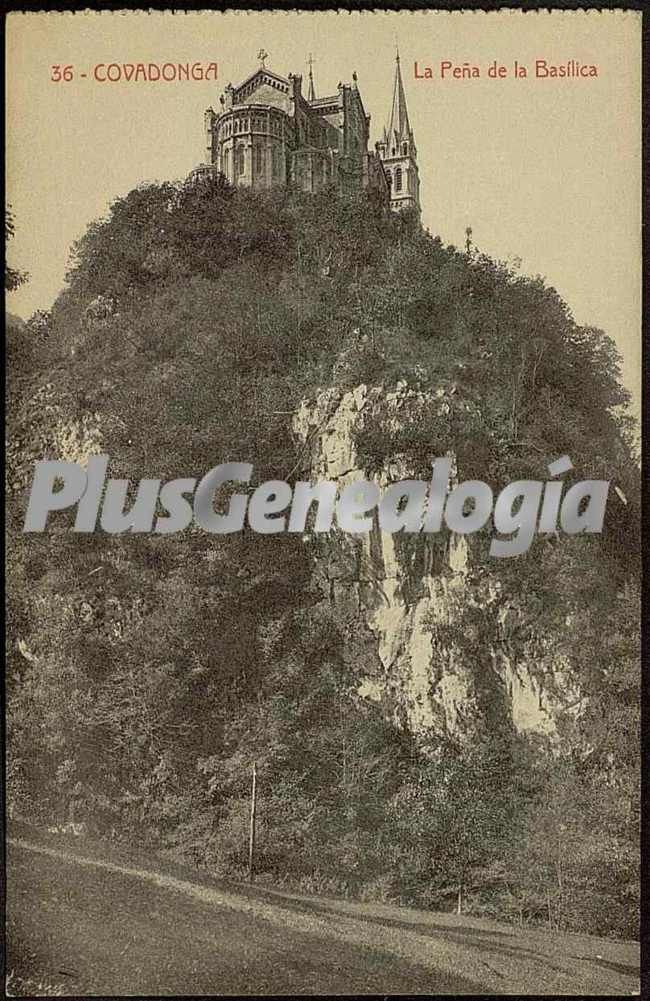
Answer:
[6, 835, 640, 996]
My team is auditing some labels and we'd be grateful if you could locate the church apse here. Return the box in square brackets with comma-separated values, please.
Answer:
[190, 49, 418, 214]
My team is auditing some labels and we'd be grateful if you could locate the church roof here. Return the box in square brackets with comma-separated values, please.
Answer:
[387, 51, 410, 140]
[309, 94, 339, 106]
[231, 66, 291, 102]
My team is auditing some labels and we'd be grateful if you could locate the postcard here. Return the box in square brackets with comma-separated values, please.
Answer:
[5, 8, 641, 997]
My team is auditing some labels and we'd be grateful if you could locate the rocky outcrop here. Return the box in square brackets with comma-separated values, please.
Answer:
[293, 380, 572, 738]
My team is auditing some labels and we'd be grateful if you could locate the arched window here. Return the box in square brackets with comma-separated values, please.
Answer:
[386, 169, 392, 189]
[235, 144, 245, 176]
[395, 167, 402, 192]
[254, 144, 264, 175]
[402, 142, 408, 156]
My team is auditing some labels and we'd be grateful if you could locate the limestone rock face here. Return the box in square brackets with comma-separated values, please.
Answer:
[293, 381, 571, 738]
[7, 381, 119, 497]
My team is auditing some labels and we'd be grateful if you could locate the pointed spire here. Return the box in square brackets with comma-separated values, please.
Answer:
[388, 45, 410, 141]
[307, 53, 316, 102]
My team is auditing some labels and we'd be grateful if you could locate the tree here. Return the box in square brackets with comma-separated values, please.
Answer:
[5, 206, 29, 290]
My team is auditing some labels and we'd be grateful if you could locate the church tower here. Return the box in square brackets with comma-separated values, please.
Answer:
[377, 50, 420, 214]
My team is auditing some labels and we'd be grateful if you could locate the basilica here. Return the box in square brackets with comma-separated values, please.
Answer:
[190, 50, 420, 215]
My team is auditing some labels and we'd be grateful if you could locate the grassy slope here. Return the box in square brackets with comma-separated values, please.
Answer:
[6, 824, 640, 997]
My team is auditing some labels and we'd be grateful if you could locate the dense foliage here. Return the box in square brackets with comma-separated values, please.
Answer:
[6, 206, 29, 293]
[6, 178, 639, 937]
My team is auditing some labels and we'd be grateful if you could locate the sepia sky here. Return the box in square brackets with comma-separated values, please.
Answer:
[6, 9, 641, 409]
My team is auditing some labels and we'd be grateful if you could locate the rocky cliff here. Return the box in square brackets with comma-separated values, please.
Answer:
[293, 380, 576, 739]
